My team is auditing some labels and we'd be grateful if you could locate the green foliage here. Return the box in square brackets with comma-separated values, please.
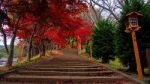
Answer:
[140, 4, 150, 48]
[14, 55, 40, 68]
[122, 0, 145, 14]
[116, 0, 150, 72]
[85, 42, 90, 54]
[0, 53, 3, 58]
[66, 37, 77, 48]
[0, 46, 21, 58]
[108, 58, 125, 70]
[0, 49, 7, 58]
[92, 20, 116, 63]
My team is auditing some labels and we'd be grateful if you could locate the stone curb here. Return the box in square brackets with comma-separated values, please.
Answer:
[93, 61, 145, 84]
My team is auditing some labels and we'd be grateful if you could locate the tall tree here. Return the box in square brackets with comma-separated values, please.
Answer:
[6, 0, 31, 67]
[2, 0, 92, 67]
[16, 0, 92, 60]
[0, 0, 10, 54]
[92, 20, 115, 63]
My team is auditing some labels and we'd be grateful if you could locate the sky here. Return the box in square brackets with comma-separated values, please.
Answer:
[0, 37, 19, 45]
[0, 37, 11, 45]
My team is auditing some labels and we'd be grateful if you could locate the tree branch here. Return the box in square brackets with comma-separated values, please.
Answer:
[91, 0, 120, 21]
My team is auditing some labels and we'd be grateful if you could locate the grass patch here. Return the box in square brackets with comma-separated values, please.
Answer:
[0, 50, 56, 73]
[107, 58, 125, 70]
[0, 55, 40, 73]
[13, 55, 40, 68]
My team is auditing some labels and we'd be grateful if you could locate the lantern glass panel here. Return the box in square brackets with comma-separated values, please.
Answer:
[130, 17, 138, 26]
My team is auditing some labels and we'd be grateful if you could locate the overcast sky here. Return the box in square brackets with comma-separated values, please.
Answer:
[0, 37, 10, 45]
[0, 37, 19, 45]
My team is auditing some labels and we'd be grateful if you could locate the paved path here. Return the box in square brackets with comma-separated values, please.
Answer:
[0, 48, 141, 84]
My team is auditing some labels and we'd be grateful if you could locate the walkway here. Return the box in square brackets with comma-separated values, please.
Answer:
[0, 48, 141, 84]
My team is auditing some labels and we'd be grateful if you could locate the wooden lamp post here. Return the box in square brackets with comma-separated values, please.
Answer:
[125, 12, 143, 80]
[89, 39, 93, 61]
[77, 36, 81, 55]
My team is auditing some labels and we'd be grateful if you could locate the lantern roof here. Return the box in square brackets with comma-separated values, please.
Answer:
[126, 12, 143, 17]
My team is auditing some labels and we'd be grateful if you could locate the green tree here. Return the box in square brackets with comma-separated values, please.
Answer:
[115, 0, 150, 73]
[92, 20, 115, 63]
[0, 48, 7, 58]
[0, 53, 3, 59]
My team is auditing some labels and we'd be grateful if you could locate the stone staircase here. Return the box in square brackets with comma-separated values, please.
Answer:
[0, 49, 141, 84]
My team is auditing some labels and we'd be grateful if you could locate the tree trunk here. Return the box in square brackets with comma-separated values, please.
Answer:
[39, 46, 42, 57]
[0, 23, 9, 54]
[49, 41, 53, 53]
[0, 0, 11, 55]
[3, 32, 9, 54]
[28, 38, 33, 61]
[6, 16, 21, 67]
[27, 25, 36, 61]
[32, 46, 39, 56]
[42, 43, 46, 56]
[40, 41, 46, 57]
[6, 28, 17, 67]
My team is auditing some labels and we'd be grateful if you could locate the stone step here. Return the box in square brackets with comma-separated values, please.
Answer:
[0, 81, 137, 84]
[36, 61, 92, 64]
[30, 65, 103, 68]
[37, 61, 91, 63]
[35, 63, 96, 66]
[3, 75, 126, 83]
[24, 67, 107, 71]
[36, 59, 89, 62]
[34, 64, 98, 67]
[16, 71, 116, 76]
[35, 60, 92, 63]
[0, 82, 37, 84]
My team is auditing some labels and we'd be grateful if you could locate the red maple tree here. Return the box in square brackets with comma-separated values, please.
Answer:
[3, 0, 92, 66]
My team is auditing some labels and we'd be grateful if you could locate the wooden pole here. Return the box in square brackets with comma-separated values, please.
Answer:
[131, 31, 143, 80]
[77, 36, 81, 55]
[89, 40, 93, 61]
